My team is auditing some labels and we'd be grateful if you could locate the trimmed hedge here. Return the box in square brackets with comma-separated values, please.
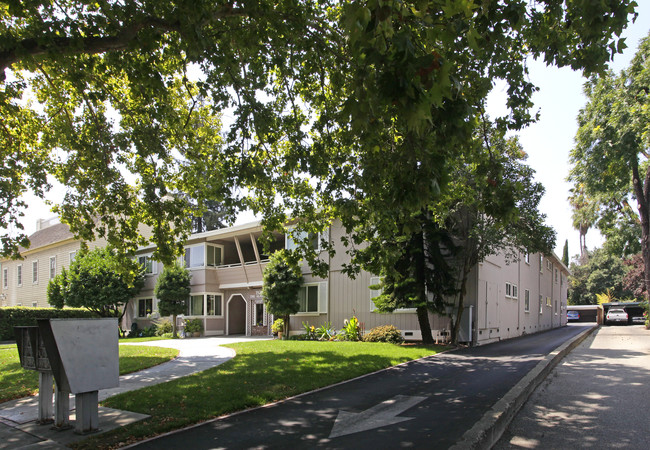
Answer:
[0, 307, 98, 341]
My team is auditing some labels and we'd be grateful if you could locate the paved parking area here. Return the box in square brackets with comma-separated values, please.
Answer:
[496, 325, 650, 449]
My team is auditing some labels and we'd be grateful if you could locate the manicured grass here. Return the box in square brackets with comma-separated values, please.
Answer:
[0, 345, 178, 404]
[77, 340, 448, 449]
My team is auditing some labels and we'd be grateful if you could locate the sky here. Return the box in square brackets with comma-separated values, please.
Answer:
[12, 5, 650, 262]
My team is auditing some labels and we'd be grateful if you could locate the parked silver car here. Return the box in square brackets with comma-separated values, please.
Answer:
[605, 308, 628, 325]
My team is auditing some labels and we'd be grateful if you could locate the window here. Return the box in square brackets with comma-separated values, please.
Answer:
[184, 245, 205, 268]
[555, 268, 558, 283]
[206, 294, 222, 316]
[539, 255, 543, 273]
[555, 300, 558, 314]
[298, 285, 319, 313]
[49, 257, 56, 279]
[3, 267, 7, 289]
[206, 245, 223, 267]
[32, 302, 38, 308]
[524, 290, 530, 312]
[505, 283, 517, 299]
[547, 260, 552, 270]
[17, 264, 22, 287]
[285, 227, 328, 252]
[32, 261, 38, 284]
[138, 255, 156, 275]
[188, 294, 204, 316]
[255, 303, 264, 326]
[546, 296, 552, 307]
[524, 253, 530, 264]
[137, 298, 153, 318]
[69, 251, 77, 264]
[369, 276, 382, 311]
[539, 295, 543, 314]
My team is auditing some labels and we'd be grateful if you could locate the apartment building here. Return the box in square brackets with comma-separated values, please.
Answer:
[1, 219, 569, 345]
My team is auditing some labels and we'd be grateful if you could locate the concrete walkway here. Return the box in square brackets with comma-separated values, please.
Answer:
[495, 325, 650, 449]
[0, 336, 271, 448]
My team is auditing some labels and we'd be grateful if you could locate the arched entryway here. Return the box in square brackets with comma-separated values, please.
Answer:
[227, 294, 247, 335]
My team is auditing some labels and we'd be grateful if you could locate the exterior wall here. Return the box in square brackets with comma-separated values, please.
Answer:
[472, 251, 570, 346]
[0, 238, 105, 308]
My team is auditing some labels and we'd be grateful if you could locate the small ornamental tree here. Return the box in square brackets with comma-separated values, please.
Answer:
[47, 246, 144, 332]
[262, 250, 303, 338]
[154, 262, 191, 338]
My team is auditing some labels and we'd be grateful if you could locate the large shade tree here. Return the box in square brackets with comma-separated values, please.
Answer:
[569, 32, 650, 301]
[1, 1, 637, 270]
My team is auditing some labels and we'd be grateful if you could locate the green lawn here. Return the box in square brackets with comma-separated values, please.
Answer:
[118, 336, 172, 343]
[0, 345, 178, 404]
[77, 340, 448, 449]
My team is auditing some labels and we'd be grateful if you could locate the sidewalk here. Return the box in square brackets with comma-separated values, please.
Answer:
[0, 336, 270, 449]
[495, 325, 650, 449]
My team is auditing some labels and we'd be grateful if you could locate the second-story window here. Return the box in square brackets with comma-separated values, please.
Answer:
[17, 264, 22, 287]
[206, 245, 222, 267]
[32, 261, 38, 284]
[49, 256, 56, 280]
[138, 255, 156, 275]
[2, 267, 7, 289]
[184, 245, 205, 268]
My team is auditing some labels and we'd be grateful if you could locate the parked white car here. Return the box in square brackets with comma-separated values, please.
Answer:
[605, 308, 628, 325]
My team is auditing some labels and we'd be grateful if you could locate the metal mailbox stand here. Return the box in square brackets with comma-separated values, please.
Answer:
[15, 318, 119, 435]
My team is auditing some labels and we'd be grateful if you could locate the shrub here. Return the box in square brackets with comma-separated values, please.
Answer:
[184, 318, 203, 334]
[271, 318, 284, 334]
[0, 307, 98, 341]
[154, 318, 174, 336]
[362, 325, 404, 344]
[315, 322, 337, 341]
[338, 316, 362, 341]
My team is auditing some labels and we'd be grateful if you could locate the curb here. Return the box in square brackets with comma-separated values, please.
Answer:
[449, 324, 599, 450]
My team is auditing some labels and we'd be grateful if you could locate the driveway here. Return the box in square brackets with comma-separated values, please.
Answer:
[130, 325, 592, 449]
[496, 325, 650, 449]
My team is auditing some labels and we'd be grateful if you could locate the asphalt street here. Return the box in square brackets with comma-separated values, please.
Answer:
[495, 324, 650, 449]
[131, 324, 590, 450]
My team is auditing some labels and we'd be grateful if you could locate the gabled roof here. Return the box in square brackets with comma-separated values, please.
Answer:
[21, 223, 74, 252]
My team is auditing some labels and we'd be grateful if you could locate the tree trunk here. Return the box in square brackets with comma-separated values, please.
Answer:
[451, 264, 471, 346]
[283, 314, 290, 340]
[172, 313, 178, 338]
[416, 306, 434, 344]
[413, 227, 434, 344]
[631, 163, 650, 303]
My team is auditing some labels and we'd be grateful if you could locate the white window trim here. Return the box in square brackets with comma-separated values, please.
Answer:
[184, 292, 225, 318]
[138, 253, 157, 276]
[135, 296, 155, 318]
[32, 260, 38, 284]
[205, 244, 224, 268]
[295, 282, 321, 315]
[49, 256, 56, 280]
[2, 267, 8, 289]
[524, 289, 530, 313]
[512, 284, 518, 300]
[539, 295, 543, 314]
[32, 302, 38, 308]
[285, 225, 327, 253]
[17, 264, 22, 287]
[524, 253, 530, 264]
[69, 251, 77, 264]
[369, 276, 416, 313]
[205, 292, 224, 318]
[546, 296, 552, 307]
[505, 282, 512, 298]
[539, 255, 543, 273]
[184, 243, 206, 270]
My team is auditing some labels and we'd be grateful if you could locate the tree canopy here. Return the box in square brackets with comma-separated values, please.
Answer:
[262, 250, 303, 337]
[1, 1, 637, 266]
[569, 31, 650, 301]
[154, 262, 191, 337]
[47, 246, 144, 321]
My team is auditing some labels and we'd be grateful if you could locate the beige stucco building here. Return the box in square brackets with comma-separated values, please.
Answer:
[1, 219, 569, 345]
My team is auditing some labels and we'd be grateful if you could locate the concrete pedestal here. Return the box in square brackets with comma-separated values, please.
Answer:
[37, 372, 53, 424]
[74, 391, 99, 434]
[53, 388, 71, 430]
